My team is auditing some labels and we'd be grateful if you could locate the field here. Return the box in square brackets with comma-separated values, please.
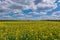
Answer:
[0, 20, 60, 40]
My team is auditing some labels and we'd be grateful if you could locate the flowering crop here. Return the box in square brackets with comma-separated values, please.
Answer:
[0, 21, 60, 40]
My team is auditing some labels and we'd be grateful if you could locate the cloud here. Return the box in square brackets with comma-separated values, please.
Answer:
[39, 11, 60, 20]
[58, 0, 60, 3]
[52, 11, 60, 17]
[0, 15, 14, 20]
[0, 8, 10, 15]
[28, 12, 47, 16]
[0, 0, 58, 20]
[36, 3, 57, 11]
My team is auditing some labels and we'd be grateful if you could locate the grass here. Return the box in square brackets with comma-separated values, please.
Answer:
[0, 20, 60, 40]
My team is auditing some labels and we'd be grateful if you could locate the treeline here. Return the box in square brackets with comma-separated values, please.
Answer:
[0, 20, 60, 22]
[42, 20, 60, 22]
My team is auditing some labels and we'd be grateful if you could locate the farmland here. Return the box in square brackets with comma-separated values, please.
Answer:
[0, 20, 60, 40]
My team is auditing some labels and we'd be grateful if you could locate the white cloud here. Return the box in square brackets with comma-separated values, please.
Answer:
[39, 11, 60, 20]
[28, 12, 39, 15]
[36, 2, 57, 12]
[0, 8, 10, 15]
[52, 11, 60, 17]
[43, 0, 56, 3]
[28, 12, 47, 16]
[58, 0, 60, 3]
[0, 0, 58, 20]
[0, 15, 14, 20]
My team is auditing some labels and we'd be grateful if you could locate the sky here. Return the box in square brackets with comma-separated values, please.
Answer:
[0, 0, 60, 20]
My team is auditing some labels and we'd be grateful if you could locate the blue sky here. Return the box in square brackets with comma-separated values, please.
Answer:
[0, 0, 60, 20]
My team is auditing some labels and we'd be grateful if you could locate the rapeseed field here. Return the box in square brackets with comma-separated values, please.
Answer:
[0, 21, 60, 40]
